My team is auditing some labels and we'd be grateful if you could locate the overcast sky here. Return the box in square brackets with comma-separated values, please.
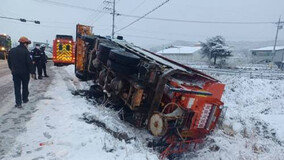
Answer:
[0, 0, 284, 48]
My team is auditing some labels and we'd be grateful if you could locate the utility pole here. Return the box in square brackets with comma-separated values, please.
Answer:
[270, 16, 284, 69]
[272, 17, 281, 61]
[112, 0, 116, 39]
[104, 0, 116, 38]
[278, 19, 284, 69]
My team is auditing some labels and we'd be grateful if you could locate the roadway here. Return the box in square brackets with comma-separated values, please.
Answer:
[0, 60, 13, 107]
[0, 60, 54, 157]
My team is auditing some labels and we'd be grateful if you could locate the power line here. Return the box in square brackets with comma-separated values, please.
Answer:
[121, 34, 175, 41]
[33, 0, 109, 13]
[117, 0, 147, 24]
[84, 0, 106, 24]
[115, 0, 170, 33]
[128, 0, 147, 14]
[90, 1, 113, 24]
[122, 27, 202, 38]
[32, 0, 277, 25]
[119, 14, 275, 24]
[0, 17, 111, 32]
[0, 15, 40, 24]
[33, 0, 115, 35]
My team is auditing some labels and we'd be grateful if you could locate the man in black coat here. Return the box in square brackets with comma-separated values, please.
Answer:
[40, 45, 49, 77]
[31, 44, 44, 79]
[8, 37, 35, 108]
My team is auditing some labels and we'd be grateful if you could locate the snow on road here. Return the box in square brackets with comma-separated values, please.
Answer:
[2, 65, 158, 160]
[1, 63, 284, 160]
[0, 61, 54, 159]
[0, 60, 13, 113]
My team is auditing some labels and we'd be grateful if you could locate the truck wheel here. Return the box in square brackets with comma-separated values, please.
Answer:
[109, 49, 140, 66]
[97, 43, 119, 64]
[89, 84, 104, 98]
[149, 113, 168, 137]
[107, 60, 138, 75]
[76, 71, 88, 81]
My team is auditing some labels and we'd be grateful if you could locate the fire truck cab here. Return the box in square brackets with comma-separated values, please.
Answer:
[52, 35, 75, 66]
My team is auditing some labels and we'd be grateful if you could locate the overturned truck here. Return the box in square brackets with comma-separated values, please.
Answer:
[75, 24, 226, 158]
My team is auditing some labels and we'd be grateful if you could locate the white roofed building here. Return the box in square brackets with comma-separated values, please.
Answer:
[157, 46, 202, 64]
[251, 46, 284, 64]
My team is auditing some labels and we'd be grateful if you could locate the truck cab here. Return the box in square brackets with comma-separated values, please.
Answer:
[0, 34, 11, 60]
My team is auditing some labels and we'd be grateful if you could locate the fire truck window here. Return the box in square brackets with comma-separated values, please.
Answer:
[59, 44, 63, 50]
[66, 45, 70, 51]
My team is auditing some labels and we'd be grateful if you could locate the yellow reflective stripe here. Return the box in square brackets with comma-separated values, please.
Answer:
[56, 42, 73, 61]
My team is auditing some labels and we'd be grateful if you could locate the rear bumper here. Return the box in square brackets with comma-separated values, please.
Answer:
[53, 59, 75, 64]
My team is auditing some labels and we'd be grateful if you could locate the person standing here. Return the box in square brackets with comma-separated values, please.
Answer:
[31, 44, 43, 79]
[40, 44, 49, 77]
[8, 36, 35, 108]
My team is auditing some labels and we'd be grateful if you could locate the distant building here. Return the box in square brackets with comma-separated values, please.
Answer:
[251, 46, 284, 64]
[157, 46, 202, 64]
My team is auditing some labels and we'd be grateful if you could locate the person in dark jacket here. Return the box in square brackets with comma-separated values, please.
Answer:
[8, 36, 35, 108]
[40, 45, 49, 77]
[31, 44, 44, 79]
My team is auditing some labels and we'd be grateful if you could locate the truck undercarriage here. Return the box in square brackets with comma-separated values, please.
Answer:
[75, 24, 226, 159]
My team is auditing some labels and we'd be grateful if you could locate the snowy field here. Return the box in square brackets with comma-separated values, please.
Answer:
[184, 74, 284, 160]
[1, 65, 284, 160]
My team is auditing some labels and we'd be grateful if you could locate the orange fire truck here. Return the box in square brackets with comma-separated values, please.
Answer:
[52, 35, 75, 66]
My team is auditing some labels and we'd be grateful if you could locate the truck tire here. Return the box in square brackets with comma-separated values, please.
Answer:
[109, 49, 140, 66]
[76, 71, 88, 81]
[97, 43, 117, 64]
[89, 84, 104, 98]
[107, 60, 138, 75]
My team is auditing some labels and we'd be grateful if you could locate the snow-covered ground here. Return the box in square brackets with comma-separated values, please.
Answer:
[184, 74, 284, 160]
[2, 65, 158, 160]
[1, 65, 283, 160]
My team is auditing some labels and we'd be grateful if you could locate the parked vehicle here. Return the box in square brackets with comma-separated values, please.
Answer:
[75, 24, 226, 159]
[52, 35, 75, 66]
[0, 34, 11, 60]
